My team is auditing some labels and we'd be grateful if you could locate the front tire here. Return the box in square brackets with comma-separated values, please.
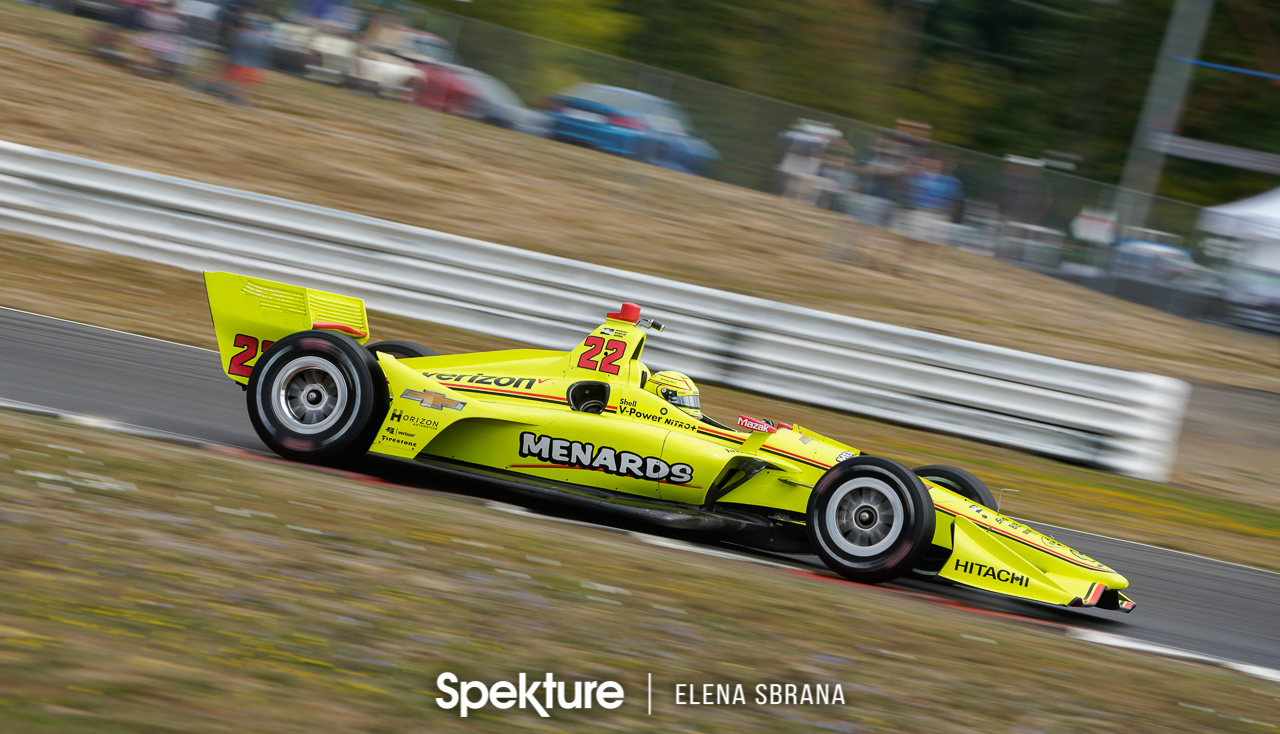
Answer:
[807, 456, 936, 584]
[247, 330, 388, 465]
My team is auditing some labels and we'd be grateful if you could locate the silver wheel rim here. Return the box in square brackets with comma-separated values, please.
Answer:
[826, 476, 905, 557]
[272, 356, 347, 434]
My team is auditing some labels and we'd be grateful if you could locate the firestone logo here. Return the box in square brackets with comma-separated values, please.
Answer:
[435, 672, 624, 718]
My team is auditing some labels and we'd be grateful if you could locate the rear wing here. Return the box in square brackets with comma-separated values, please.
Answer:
[204, 272, 370, 385]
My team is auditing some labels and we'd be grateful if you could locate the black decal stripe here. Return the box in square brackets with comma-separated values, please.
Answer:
[761, 447, 829, 470]
[695, 428, 831, 469]
[508, 462, 702, 489]
[1083, 582, 1105, 606]
[762, 447, 831, 470]
[697, 426, 745, 445]
[934, 505, 1110, 572]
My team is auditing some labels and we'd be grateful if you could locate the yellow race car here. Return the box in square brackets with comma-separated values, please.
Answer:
[205, 272, 1135, 612]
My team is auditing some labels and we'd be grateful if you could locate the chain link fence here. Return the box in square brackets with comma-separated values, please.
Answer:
[52, 0, 1280, 338]
[399, 8, 1280, 338]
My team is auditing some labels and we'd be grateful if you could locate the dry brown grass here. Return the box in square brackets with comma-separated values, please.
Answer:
[2, 409, 1279, 733]
[2, 3, 1279, 394]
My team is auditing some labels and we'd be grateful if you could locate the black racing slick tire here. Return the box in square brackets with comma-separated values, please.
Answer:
[365, 340, 438, 360]
[807, 456, 936, 584]
[914, 464, 997, 511]
[247, 330, 388, 465]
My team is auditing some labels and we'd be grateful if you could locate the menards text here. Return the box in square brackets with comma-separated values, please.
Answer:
[519, 432, 693, 484]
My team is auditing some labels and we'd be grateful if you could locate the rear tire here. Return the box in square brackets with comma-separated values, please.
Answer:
[247, 330, 388, 465]
[914, 465, 996, 511]
[807, 456, 935, 583]
[365, 340, 437, 360]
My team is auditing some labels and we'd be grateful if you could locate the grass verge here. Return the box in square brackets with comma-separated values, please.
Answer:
[1, 409, 1279, 732]
[1, 2, 1279, 394]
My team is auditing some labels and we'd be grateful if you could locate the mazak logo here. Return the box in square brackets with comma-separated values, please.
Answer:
[736, 414, 776, 433]
[436, 672, 623, 718]
[401, 389, 466, 411]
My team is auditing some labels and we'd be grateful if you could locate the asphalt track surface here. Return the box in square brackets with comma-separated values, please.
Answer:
[2, 307, 1279, 673]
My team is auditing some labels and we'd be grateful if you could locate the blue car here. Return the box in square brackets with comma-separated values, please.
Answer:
[546, 84, 719, 176]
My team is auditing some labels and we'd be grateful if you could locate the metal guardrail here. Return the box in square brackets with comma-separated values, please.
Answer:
[0, 140, 1190, 480]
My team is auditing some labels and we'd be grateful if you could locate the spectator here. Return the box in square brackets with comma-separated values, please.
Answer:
[904, 156, 964, 242]
[776, 120, 841, 205]
[859, 133, 915, 228]
[882, 156, 962, 274]
[136, 0, 185, 78]
[116, 0, 148, 32]
[218, 12, 273, 105]
[173, 0, 222, 84]
[816, 139, 858, 212]
[90, 0, 148, 65]
[216, 0, 255, 49]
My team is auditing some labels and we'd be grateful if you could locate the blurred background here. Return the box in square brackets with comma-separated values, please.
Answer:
[16, 0, 1280, 333]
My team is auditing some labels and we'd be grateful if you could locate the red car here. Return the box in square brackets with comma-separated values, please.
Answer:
[398, 31, 472, 114]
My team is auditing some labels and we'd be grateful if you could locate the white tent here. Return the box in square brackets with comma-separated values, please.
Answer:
[1200, 187, 1280, 241]
[1200, 188, 1280, 272]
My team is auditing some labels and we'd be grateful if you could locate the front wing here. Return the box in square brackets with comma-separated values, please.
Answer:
[934, 505, 1135, 612]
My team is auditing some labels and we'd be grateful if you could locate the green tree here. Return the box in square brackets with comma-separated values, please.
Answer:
[414, 0, 635, 53]
[411, 0, 1280, 204]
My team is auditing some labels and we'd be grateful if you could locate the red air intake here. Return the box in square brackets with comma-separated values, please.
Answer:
[606, 303, 641, 324]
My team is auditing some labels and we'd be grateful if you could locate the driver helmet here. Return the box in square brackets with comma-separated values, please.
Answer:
[645, 371, 702, 420]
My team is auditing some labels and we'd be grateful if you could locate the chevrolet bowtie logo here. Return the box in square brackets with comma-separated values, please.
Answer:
[401, 388, 466, 411]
